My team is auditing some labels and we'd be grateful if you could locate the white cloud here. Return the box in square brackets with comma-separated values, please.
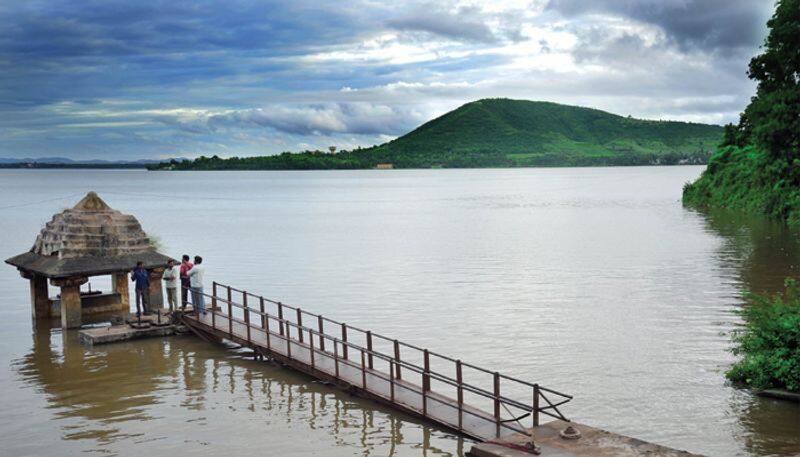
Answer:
[0, 0, 772, 159]
[159, 103, 428, 136]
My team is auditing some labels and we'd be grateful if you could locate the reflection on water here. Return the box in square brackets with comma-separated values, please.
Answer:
[2, 167, 800, 457]
[693, 208, 800, 456]
[696, 209, 800, 295]
[10, 324, 467, 456]
[732, 394, 800, 457]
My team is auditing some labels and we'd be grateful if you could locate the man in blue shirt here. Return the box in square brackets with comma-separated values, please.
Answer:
[131, 261, 150, 316]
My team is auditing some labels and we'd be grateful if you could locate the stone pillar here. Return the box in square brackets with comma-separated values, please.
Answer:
[148, 268, 165, 310]
[51, 277, 88, 329]
[21, 270, 50, 319]
[112, 272, 130, 313]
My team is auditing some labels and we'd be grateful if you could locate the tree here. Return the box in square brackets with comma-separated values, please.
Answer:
[741, 0, 800, 163]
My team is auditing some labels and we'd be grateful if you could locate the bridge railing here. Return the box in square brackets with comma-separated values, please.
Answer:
[184, 282, 572, 438]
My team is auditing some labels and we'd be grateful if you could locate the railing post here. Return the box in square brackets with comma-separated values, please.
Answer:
[227, 299, 233, 337]
[318, 316, 325, 351]
[226, 286, 233, 336]
[211, 291, 216, 329]
[422, 349, 429, 416]
[341, 324, 348, 360]
[494, 372, 501, 438]
[244, 293, 250, 343]
[278, 302, 284, 335]
[361, 350, 367, 389]
[456, 360, 463, 431]
[285, 321, 292, 358]
[333, 341, 340, 378]
[423, 349, 430, 391]
[310, 329, 315, 369]
[297, 308, 304, 343]
[533, 384, 540, 427]
[259, 296, 266, 329]
[366, 331, 374, 369]
[390, 361, 395, 402]
[393, 340, 402, 380]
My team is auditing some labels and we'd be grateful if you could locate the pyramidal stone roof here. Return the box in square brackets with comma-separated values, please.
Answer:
[32, 192, 153, 258]
[5, 192, 174, 278]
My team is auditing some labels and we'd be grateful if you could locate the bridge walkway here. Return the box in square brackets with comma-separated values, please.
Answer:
[180, 282, 572, 442]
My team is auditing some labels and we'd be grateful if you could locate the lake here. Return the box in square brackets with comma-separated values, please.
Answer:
[0, 167, 798, 456]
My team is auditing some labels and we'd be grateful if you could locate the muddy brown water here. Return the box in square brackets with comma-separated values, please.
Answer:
[0, 167, 798, 456]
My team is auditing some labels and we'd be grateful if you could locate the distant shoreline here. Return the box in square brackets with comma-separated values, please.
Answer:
[0, 163, 150, 170]
[1, 162, 708, 171]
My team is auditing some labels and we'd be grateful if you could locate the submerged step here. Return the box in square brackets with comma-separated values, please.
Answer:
[78, 311, 185, 345]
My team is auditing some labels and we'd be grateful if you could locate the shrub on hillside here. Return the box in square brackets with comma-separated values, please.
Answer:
[727, 279, 800, 392]
[683, 146, 800, 226]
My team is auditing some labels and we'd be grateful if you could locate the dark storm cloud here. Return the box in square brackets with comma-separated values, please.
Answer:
[0, 0, 380, 107]
[541, 0, 772, 125]
[1, 1, 364, 58]
[547, 0, 774, 53]
[386, 5, 499, 43]
[571, 29, 657, 64]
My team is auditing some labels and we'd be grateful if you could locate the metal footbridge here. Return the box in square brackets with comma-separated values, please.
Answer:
[180, 282, 572, 442]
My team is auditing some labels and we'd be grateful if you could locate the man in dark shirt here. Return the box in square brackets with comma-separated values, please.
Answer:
[131, 261, 150, 316]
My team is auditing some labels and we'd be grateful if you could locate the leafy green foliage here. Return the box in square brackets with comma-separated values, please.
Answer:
[683, 146, 800, 225]
[685, 0, 800, 395]
[151, 99, 723, 170]
[683, 0, 800, 225]
[726, 279, 800, 392]
[742, 0, 800, 163]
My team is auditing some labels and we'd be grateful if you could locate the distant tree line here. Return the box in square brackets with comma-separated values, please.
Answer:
[149, 148, 713, 171]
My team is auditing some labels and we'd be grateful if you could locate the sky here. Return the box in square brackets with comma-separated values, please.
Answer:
[0, 0, 776, 160]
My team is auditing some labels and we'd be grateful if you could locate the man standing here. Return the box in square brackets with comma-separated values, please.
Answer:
[180, 254, 193, 309]
[188, 255, 205, 315]
[131, 261, 150, 316]
[162, 259, 180, 312]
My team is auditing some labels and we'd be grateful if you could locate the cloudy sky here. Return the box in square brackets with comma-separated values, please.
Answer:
[0, 0, 775, 160]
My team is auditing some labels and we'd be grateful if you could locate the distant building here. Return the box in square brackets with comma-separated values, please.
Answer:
[375, 163, 393, 169]
[328, 146, 337, 154]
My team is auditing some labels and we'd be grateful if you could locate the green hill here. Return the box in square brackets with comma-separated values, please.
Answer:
[372, 99, 723, 166]
[153, 99, 724, 170]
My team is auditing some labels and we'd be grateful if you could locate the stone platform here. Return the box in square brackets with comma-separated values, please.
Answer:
[469, 420, 703, 457]
[78, 309, 185, 345]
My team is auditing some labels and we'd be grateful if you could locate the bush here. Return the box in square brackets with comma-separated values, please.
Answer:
[682, 145, 800, 226]
[726, 278, 800, 392]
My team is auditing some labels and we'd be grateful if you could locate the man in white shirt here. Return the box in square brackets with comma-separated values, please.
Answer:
[187, 255, 206, 315]
[162, 259, 180, 312]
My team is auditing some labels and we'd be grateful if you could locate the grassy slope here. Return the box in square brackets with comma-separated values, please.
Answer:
[386, 99, 722, 157]
[683, 146, 800, 226]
